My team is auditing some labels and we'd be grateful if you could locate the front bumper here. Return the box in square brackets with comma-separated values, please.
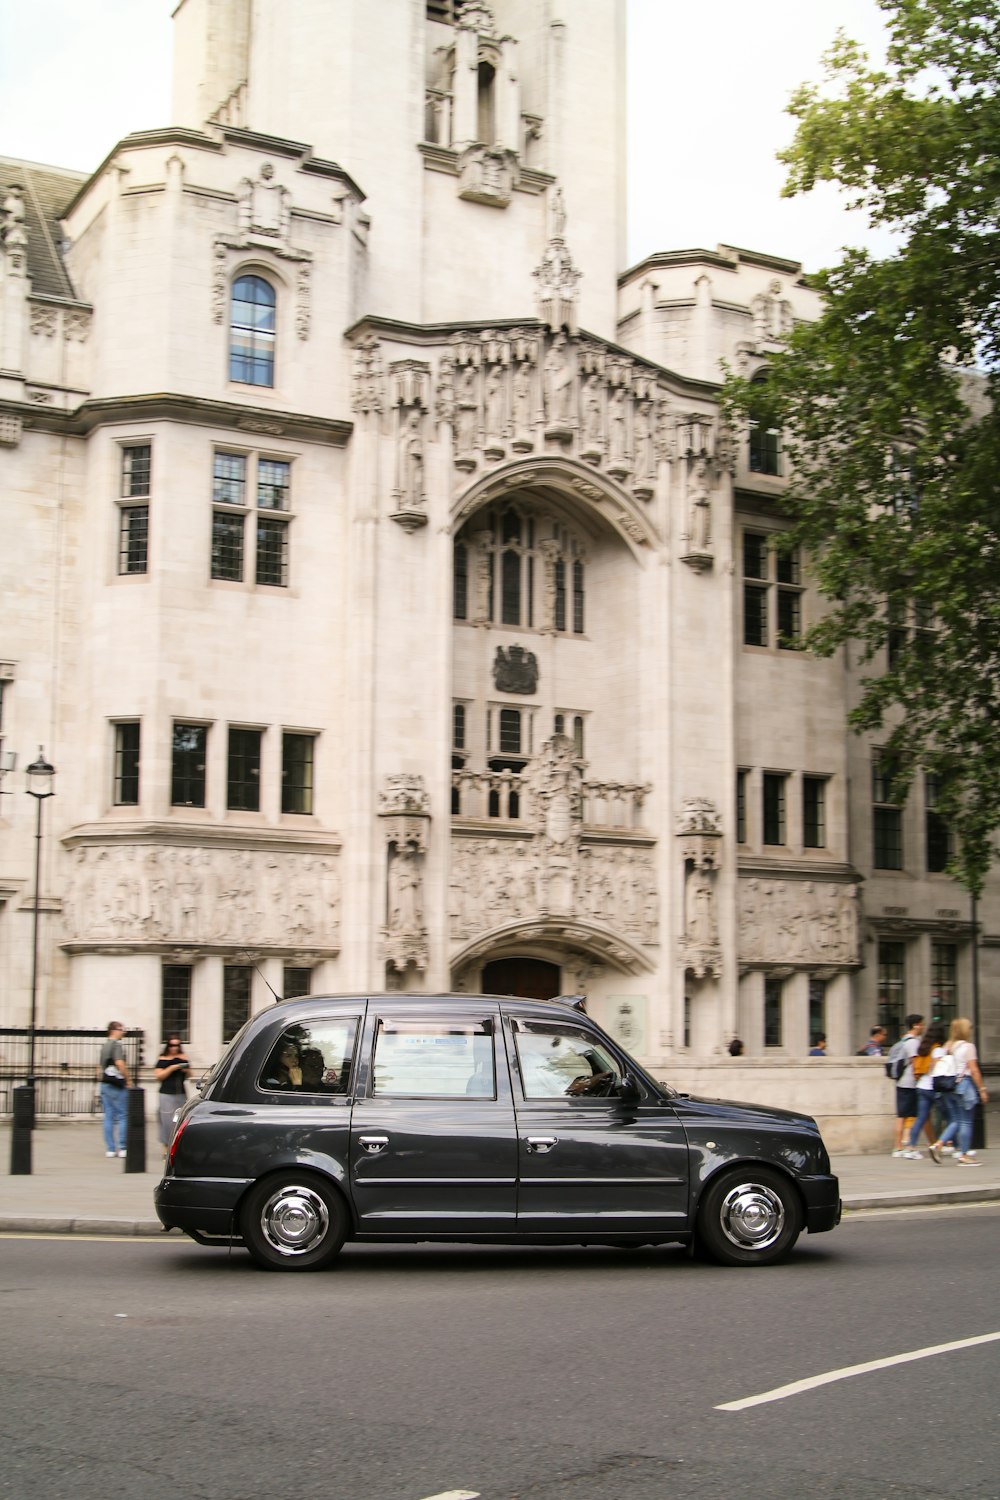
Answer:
[154, 1175, 252, 1235]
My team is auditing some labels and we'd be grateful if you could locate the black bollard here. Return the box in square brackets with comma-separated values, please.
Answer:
[10, 1086, 34, 1175]
[124, 1087, 146, 1174]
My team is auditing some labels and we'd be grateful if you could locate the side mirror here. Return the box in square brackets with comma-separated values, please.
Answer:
[618, 1071, 641, 1104]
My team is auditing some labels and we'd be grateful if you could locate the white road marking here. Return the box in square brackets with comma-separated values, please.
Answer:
[415, 1492, 480, 1499]
[717, 1331, 1000, 1411]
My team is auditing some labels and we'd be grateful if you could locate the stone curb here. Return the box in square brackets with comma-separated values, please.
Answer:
[3, 1189, 999, 1237]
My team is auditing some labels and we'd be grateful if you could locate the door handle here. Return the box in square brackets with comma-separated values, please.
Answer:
[526, 1136, 558, 1154]
[358, 1135, 389, 1155]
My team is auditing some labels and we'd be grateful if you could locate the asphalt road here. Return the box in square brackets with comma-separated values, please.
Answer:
[2, 1207, 999, 1500]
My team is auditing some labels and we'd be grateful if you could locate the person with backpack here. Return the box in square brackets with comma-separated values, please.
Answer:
[902, 1023, 946, 1159]
[887, 1014, 931, 1158]
[857, 1025, 887, 1056]
[98, 1020, 131, 1158]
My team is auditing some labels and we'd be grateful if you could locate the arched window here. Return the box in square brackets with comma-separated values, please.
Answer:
[452, 503, 586, 632]
[230, 274, 276, 387]
[477, 61, 496, 143]
[748, 376, 780, 475]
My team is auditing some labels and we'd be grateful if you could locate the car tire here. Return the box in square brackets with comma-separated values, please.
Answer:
[696, 1166, 802, 1267]
[242, 1172, 348, 1271]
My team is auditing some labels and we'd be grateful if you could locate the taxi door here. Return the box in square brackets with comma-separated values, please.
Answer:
[349, 1001, 517, 1234]
[504, 1010, 690, 1235]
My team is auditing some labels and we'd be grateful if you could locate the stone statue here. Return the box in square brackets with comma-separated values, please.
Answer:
[398, 409, 425, 502]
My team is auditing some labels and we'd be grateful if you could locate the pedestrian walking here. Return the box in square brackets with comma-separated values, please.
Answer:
[154, 1034, 191, 1154]
[809, 1035, 828, 1056]
[930, 1018, 989, 1165]
[902, 1023, 946, 1158]
[98, 1020, 130, 1158]
[857, 1025, 887, 1056]
[888, 1014, 934, 1157]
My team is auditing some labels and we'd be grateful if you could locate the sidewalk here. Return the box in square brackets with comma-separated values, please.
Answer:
[0, 1119, 997, 1237]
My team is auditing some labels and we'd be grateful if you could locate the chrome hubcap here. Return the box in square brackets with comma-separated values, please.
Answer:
[719, 1182, 785, 1251]
[259, 1184, 329, 1256]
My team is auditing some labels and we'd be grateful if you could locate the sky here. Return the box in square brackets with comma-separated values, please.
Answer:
[0, 0, 891, 274]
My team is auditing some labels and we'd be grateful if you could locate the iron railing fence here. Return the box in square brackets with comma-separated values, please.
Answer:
[0, 1028, 145, 1117]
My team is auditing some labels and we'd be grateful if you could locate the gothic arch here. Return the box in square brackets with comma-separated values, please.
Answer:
[450, 914, 656, 980]
[450, 455, 658, 559]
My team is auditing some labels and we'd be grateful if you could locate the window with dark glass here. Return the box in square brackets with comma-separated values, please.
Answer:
[803, 775, 827, 849]
[257, 459, 290, 510]
[113, 722, 140, 806]
[161, 964, 192, 1040]
[873, 751, 904, 870]
[256, 516, 288, 586]
[877, 941, 906, 1042]
[282, 966, 312, 1000]
[230, 274, 276, 386]
[211, 512, 245, 581]
[736, 770, 747, 843]
[748, 380, 781, 475]
[118, 444, 152, 576]
[809, 976, 827, 1048]
[453, 703, 466, 751]
[282, 731, 315, 814]
[499, 708, 522, 756]
[554, 559, 566, 631]
[776, 550, 801, 648]
[453, 542, 468, 619]
[762, 772, 786, 845]
[171, 723, 208, 808]
[743, 530, 768, 646]
[925, 772, 951, 873]
[764, 977, 783, 1047]
[572, 559, 585, 634]
[931, 943, 957, 1029]
[227, 727, 262, 812]
[743, 529, 802, 650]
[222, 965, 253, 1044]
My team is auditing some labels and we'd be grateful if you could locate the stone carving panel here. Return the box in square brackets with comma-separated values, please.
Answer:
[739, 878, 860, 966]
[62, 845, 341, 951]
[450, 838, 657, 945]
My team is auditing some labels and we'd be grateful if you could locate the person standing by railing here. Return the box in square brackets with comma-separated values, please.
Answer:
[97, 1021, 130, 1158]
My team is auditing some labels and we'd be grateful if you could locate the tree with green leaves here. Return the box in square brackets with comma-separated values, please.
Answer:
[724, 0, 1000, 894]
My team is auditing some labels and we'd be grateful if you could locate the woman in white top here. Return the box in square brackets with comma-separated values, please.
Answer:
[903, 1023, 946, 1158]
[931, 1018, 989, 1164]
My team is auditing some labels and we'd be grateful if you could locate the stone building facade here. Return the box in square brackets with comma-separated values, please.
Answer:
[0, 0, 995, 1082]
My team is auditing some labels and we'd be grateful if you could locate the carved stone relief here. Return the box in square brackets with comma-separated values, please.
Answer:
[533, 188, 581, 334]
[214, 164, 318, 339]
[450, 838, 657, 945]
[62, 845, 341, 952]
[351, 336, 386, 415]
[1, 185, 28, 273]
[739, 878, 861, 967]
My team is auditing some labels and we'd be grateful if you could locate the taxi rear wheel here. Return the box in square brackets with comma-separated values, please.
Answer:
[242, 1172, 347, 1271]
[696, 1167, 801, 1267]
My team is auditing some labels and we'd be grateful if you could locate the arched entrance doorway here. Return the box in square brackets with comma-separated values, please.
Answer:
[482, 957, 561, 1000]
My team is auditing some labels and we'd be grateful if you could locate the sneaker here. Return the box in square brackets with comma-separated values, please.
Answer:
[105, 1150, 116, 1158]
[902, 1149, 923, 1160]
[955, 1155, 982, 1166]
[891, 1148, 907, 1158]
[940, 1144, 955, 1155]
[117, 1149, 127, 1158]
[928, 1143, 942, 1164]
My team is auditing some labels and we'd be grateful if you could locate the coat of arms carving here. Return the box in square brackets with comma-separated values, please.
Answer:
[493, 644, 539, 695]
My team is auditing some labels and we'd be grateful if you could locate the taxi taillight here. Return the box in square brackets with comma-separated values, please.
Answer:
[167, 1115, 190, 1169]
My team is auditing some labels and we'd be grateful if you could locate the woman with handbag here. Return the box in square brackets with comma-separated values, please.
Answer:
[930, 1018, 989, 1165]
[903, 1024, 946, 1159]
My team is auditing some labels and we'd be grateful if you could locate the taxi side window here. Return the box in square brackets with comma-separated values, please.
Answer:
[373, 1019, 495, 1098]
[259, 1018, 359, 1095]
[513, 1020, 622, 1099]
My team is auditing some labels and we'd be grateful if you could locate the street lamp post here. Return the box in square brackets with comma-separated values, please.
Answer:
[23, 750, 55, 1127]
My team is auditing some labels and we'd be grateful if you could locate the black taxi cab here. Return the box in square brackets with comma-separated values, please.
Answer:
[154, 994, 841, 1270]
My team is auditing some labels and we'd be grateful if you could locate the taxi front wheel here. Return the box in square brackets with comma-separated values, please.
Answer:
[242, 1171, 348, 1271]
[696, 1167, 801, 1267]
